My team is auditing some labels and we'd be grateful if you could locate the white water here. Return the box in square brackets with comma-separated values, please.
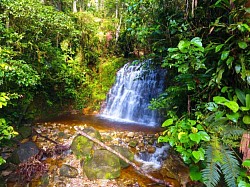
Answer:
[134, 144, 170, 172]
[100, 61, 166, 126]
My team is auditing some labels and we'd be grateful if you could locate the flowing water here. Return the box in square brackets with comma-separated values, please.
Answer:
[100, 61, 166, 126]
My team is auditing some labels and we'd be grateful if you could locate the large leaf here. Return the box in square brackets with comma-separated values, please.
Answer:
[238, 41, 248, 49]
[221, 50, 230, 60]
[243, 115, 250, 125]
[178, 40, 190, 53]
[198, 131, 210, 141]
[189, 133, 201, 144]
[213, 96, 228, 104]
[162, 119, 174, 127]
[226, 113, 240, 123]
[224, 101, 239, 113]
[235, 88, 246, 106]
[246, 94, 250, 109]
[189, 165, 202, 181]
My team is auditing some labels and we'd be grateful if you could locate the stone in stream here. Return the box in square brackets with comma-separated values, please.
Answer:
[111, 145, 134, 168]
[71, 127, 101, 159]
[9, 141, 39, 164]
[59, 164, 78, 178]
[82, 149, 121, 180]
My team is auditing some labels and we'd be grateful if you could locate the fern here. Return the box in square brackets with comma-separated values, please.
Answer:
[202, 141, 222, 187]
[220, 147, 240, 187]
[202, 138, 240, 187]
[202, 161, 221, 187]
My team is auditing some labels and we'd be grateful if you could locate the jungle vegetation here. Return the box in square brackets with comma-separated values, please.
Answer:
[0, 0, 250, 186]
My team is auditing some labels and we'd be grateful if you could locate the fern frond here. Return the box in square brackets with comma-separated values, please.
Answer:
[220, 146, 240, 187]
[202, 140, 222, 187]
[202, 160, 221, 187]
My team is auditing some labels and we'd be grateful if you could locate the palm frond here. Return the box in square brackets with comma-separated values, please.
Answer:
[220, 146, 240, 187]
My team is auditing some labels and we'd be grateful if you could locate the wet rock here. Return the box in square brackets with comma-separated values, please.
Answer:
[71, 127, 101, 159]
[111, 145, 134, 168]
[147, 146, 156, 154]
[56, 182, 66, 187]
[127, 132, 135, 138]
[160, 148, 191, 187]
[40, 173, 49, 187]
[129, 140, 138, 148]
[59, 164, 78, 178]
[9, 141, 39, 164]
[83, 149, 121, 180]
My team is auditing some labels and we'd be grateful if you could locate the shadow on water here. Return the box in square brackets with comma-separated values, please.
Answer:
[36, 113, 163, 133]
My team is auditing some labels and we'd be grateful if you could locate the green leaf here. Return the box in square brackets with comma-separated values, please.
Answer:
[240, 107, 250, 111]
[158, 136, 169, 143]
[235, 88, 246, 106]
[215, 44, 224, 53]
[198, 131, 210, 141]
[191, 37, 203, 48]
[189, 133, 201, 144]
[238, 41, 247, 49]
[226, 56, 234, 68]
[221, 51, 230, 60]
[242, 159, 250, 168]
[246, 94, 250, 109]
[226, 113, 240, 122]
[235, 65, 241, 74]
[162, 119, 174, 127]
[224, 101, 239, 113]
[216, 69, 224, 84]
[178, 40, 190, 53]
[192, 150, 205, 161]
[243, 115, 250, 125]
[189, 165, 202, 181]
[213, 96, 228, 104]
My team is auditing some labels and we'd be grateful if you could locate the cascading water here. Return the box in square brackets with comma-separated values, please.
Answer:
[100, 60, 166, 126]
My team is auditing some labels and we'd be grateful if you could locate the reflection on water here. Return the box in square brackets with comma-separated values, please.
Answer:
[36, 113, 163, 132]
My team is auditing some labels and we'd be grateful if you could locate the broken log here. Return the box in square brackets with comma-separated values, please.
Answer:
[74, 126, 173, 187]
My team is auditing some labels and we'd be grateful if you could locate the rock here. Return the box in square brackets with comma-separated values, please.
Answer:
[111, 145, 134, 168]
[10, 141, 39, 164]
[160, 148, 191, 187]
[59, 164, 78, 178]
[17, 126, 33, 139]
[129, 140, 138, 148]
[127, 132, 135, 138]
[0, 176, 6, 187]
[71, 127, 101, 159]
[40, 173, 49, 187]
[147, 146, 156, 154]
[83, 149, 121, 180]
[55, 182, 66, 187]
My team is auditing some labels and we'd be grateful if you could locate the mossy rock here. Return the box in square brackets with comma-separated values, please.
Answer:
[111, 145, 134, 168]
[17, 126, 33, 139]
[71, 127, 101, 159]
[83, 149, 121, 180]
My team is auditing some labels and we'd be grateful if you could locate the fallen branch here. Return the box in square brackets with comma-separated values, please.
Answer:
[74, 126, 173, 187]
[33, 128, 58, 145]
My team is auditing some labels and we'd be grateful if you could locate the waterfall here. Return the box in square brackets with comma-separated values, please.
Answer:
[100, 60, 166, 126]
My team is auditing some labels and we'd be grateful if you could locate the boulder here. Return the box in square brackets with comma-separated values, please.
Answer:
[128, 140, 138, 148]
[15, 126, 33, 141]
[71, 127, 101, 159]
[111, 145, 134, 168]
[59, 164, 78, 178]
[160, 149, 191, 187]
[83, 149, 121, 180]
[10, 141, 39, 164]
